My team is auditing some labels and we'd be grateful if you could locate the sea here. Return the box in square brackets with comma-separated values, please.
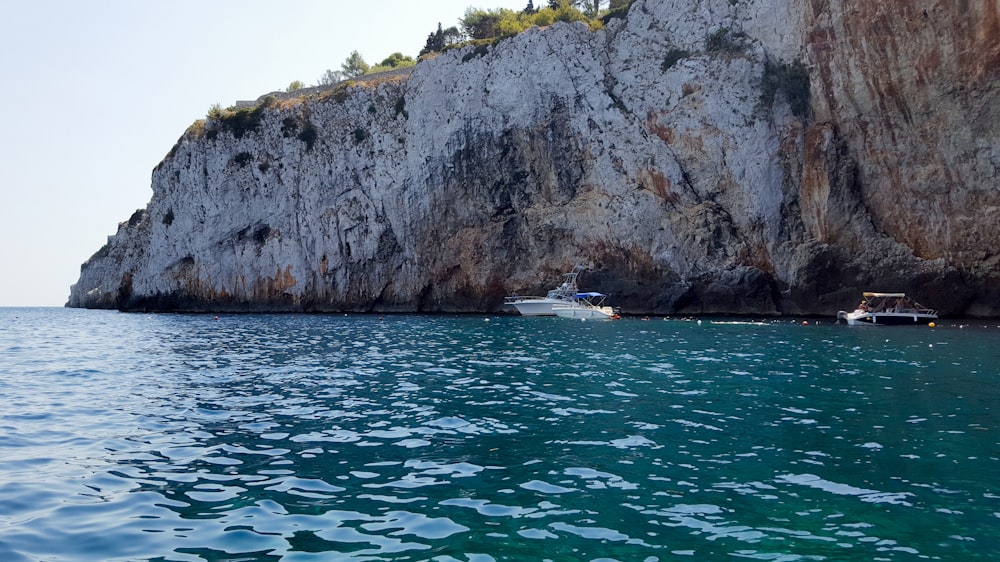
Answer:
[1, 307, 997, 561]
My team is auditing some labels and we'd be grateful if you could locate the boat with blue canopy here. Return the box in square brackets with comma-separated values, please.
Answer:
[552, 292, 620, 320]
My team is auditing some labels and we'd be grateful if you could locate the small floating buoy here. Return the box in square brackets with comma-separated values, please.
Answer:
[213, 316, 219, 321]
[928, 322, 936, 328]
[802, 320, 809, 326]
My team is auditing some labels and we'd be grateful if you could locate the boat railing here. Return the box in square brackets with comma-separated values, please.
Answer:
[864, 296, 936, 316]
[887, 302, 936, 315]
[505, 295, 546, 303]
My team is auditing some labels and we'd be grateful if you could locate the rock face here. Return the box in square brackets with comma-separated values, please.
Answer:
[68, 0, 999, 316]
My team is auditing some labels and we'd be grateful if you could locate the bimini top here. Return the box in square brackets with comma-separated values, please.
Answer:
[575, 292, 605, 298]
[863, 292, 907, 298]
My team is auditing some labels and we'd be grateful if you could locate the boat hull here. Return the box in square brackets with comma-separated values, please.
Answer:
[506, 298, 570, 316]
[505, 266, 584, 316]
[840, 311, 938, 326]
[552, 305, 617, 320]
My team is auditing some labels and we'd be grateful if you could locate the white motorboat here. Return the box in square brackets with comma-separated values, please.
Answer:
[505, 266, 582, 316]
[837, 292, 938, 326]
[552, 292, 620, 320]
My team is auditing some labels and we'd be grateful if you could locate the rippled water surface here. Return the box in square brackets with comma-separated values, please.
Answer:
[1, 308, 998, 561]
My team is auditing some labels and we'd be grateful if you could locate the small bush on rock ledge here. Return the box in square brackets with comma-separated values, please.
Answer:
[761, 60, 811, 118]
[662, 48, 689, 71]
[206, 96, 277, 140]
[704, 27, 744, 54]
[298, 123, 318, 150]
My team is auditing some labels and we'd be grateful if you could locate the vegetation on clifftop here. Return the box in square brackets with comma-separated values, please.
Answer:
[205, 97, 276, 139]
[168, 0, 636, 151]
[421, 0, 633, 55]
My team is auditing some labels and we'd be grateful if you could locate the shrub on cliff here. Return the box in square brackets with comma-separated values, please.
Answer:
[127, 209, 145, 227]
[425, 0, 613, 55]
[318, 81, 356, 103]
[661, 48, 689, 71]
[368, 52, 416, 74]
[761, 60, 811, 118]
[705, 27, 744, 54]
[232, 151, 253, 166]
[219, 106, 263, 138]
[602, 0, 633, 23]
[206, 98, 276, 140]
[298, 122, 318, 150]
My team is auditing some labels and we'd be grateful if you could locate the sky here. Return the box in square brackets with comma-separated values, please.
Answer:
[0, 0, 529, 307]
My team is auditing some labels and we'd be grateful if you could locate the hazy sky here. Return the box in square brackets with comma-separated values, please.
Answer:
[0, 0, 528, 307]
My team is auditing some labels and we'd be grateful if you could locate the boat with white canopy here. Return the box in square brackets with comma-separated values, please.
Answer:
[837, 292, 938, 325]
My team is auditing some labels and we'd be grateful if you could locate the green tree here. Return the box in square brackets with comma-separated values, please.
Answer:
[548, 0, 606, 16]
[426, 0, 607, 52]
[497, 10, 533, 37]
[341, 51, 370, 79]
[461, 8, 507, 40]
[378, 52, 415, 68]
[421, 23, 462, 55]
[579, 0, 605, 17]
[286, 80, 305, 92]
[422, 23, 447, 54]
[318, 69, 343, 85]
[370, 52, 416, 73]
[541, 0, 588, 23]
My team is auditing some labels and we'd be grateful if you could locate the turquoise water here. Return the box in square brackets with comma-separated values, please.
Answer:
[0, 308, 997, 561]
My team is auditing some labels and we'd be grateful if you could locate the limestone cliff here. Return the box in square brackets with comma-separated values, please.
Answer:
[68, 0, 999, 316]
